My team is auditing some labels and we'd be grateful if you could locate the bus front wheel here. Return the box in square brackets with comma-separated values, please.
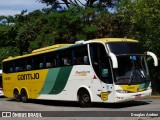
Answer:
[21, 89, 28, 103]
[78, 90, 91, 107]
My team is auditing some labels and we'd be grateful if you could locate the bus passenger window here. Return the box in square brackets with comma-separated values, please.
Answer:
[15, 67, 20, 72]
[39, 63, 44, 69]
[45, 52, 57, 68]
[64, 59, 67, 65]
[53, 59, 56, 67]
[72, 45, 89, 65]
[26, 65, 32, 70]
[10, 68, 13, 72]
[83, 56, 89, 64]
[74, 57, 82, 64]
[46, 62, 52, 68]
[64, 58, 71, 65]
[59, 49, 72, 66]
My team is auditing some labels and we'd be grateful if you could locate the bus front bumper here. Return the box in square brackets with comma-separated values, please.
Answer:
[0, 90, 4, 96]
[114, 89, 152, 102]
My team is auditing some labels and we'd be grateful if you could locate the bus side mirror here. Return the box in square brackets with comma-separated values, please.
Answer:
[109, 53, 118, 68]
[147, 51, 158, 66]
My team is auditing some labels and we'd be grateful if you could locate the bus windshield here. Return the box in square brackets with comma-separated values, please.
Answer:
[114, 55, 150, 85]
[106, 42, 150, 84]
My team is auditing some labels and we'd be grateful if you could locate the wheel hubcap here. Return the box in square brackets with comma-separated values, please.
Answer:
[83, 94, 89, 103]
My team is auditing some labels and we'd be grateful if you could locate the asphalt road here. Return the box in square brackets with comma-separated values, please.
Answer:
[0, 96, 160, 120]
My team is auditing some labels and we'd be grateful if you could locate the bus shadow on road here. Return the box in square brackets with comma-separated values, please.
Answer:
[92, 100, 151, 108]
[28, 99, 81, 107]
[0, 96, 5, 98]
[7, 99, 80, 107]
[17, 99, 151, 108]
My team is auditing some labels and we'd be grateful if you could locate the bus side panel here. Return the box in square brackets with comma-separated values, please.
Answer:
[3, 73, 17, 98]
[3, 83, 14, 98]
[65, 65, 103, 102]
[37, 66, 73, 100]
[38, 65, 103, 102]
[3, 69, 48, 99]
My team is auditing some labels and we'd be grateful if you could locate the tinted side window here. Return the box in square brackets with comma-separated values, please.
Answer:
[72, 45, 89, 65]
[45, 52, 57, 68]
[25, 57, 33, 70]
[58, 49, 72, 66]
[3, 62, 10, 73]
[34, 55, 45, 69]
[90, 43, 113, 84]
[2, 45, 90, 73]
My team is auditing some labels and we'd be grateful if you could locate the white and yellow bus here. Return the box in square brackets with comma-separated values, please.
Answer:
[2, 38, 158, 107]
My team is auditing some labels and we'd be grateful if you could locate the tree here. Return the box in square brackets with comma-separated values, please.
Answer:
[0, 16, 19, 67]
[39, 0, 120, 10]
[116, 0, 160, 57]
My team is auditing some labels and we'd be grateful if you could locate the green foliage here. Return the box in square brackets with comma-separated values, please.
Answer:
[117, 0, 160, 51]
[39, 0, 120, 10]
[0, 47, 19, 67]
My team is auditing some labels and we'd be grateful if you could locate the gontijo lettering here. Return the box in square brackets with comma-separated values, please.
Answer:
[17, 73, 39, 80]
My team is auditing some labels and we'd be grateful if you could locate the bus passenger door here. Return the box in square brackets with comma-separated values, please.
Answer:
[89, 43, 114, 102]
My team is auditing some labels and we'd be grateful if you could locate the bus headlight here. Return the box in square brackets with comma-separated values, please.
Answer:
[116, 89, 128, 93]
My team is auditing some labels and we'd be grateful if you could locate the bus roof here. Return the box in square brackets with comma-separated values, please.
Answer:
[85, 38, 138, 44]
[31, 44, 71, 54]
[3, 44, 72, 62]
[2, 38, 138, 62]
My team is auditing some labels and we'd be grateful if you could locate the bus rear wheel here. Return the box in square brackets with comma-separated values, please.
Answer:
[78, 90, 91, 107]
[13, 90, 21, 102]
[21, 89, 28, 103]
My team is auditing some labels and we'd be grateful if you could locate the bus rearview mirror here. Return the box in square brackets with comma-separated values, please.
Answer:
[109, 53, 118, 69]
[147, 51, 158, 66]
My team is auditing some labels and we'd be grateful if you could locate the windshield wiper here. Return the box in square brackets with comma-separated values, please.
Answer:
[129, 69, 148, 84]
[128, 66, 135, 85]
[136, 69, 147, 82]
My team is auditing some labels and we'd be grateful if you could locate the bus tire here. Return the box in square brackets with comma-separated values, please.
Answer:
[78, 90, 92, 107]
[13, 89, 21, 102]
[21, 89, 28, 103]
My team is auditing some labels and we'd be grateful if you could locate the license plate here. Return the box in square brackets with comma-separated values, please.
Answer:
[135, 94, 141, 99]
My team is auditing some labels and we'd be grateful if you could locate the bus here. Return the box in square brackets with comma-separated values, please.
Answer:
[2, 38, 158, 107]
[0, 70, 4, 96]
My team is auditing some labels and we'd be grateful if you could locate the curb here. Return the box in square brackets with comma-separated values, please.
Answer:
[150, 96, 160, 99]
